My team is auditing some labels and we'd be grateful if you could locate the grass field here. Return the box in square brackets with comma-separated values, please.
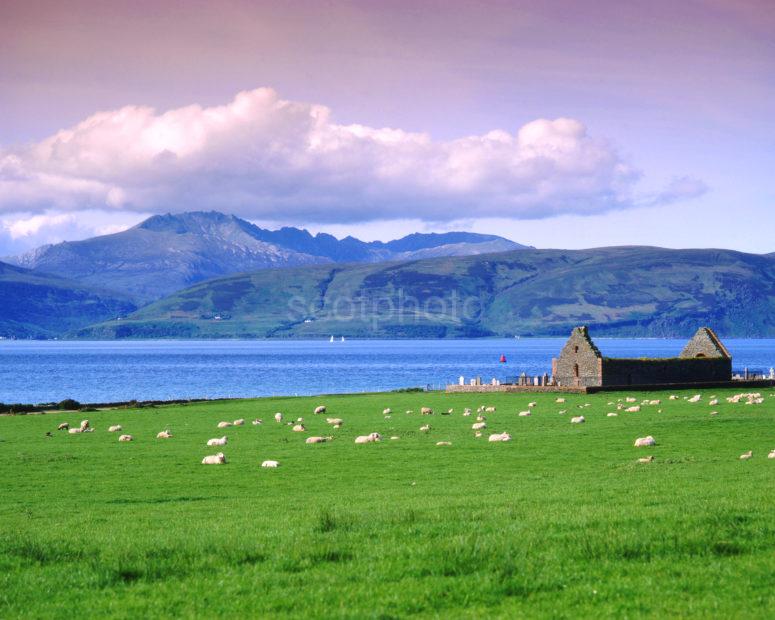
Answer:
[2, 387, 775, 618]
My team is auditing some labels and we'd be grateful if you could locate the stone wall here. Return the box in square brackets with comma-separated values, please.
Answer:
[600, 357, 732, 386]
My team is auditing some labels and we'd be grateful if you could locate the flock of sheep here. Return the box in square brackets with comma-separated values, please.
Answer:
[52, 390, 775, 465]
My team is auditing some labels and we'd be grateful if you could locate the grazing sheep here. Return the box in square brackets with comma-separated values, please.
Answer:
[607, 412, 618, 417]
[252, 419, 263, 425]
[471, 422, 486, 430]
[558, 410, 567, 415]
[518, 411, 531, 417]
[436, 441, 452, 446]
[463, 408, 472, 417]
[669, 395, 678, 400]
[708, 399, 719, 406]
[634, 436, 656, 447]
[108, 425, 122, 433]
[292, 424, 306, 432]
[528, 402, 537, 408]
[156, 430, 172, 439]
[421, 407, 433, 415]
[687, 394, 702, 403]
[739, 451, 753, 461]
[261, 460, 279, 468]
[570, 416, 585, 424]
[296, 417, 304, 422]
[202, 453, 226, 465]
[488, 432, 511, 442]
[233, 419, 245, 426]
[57, 422, 69, 431]
[118, 434, 133, 442]
[474, 431, 482, 438]
[767, 450, 775, 459]
[354, 432, 381, 444]
[274, 412, 283, 423]
[67, 427, 82, 434]
[217, 421, 232, 428]
[625, 397, 637, 403]
[625, 406, 641, 413]
[555, 398, 566, 403]
[326, 418, 343, 426]
[383, 408, 392, 415]
[420, 424, 432, 432]
[305, 436, 329, 444]
[314, 405, 326, 414]
[648, 400, 661, 406]
[485, 406, 496, 413]
[476, 415, 486, 422]
[207, 436, 227, 446]
[637, 456, 654, 464]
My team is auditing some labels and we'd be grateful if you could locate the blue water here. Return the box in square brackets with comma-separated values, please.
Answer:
[0, 339, 773, 404]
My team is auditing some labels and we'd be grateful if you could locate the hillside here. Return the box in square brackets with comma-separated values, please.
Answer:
[0, 261, 136, 338]
[74, 246, 775, 339]
[6, 211, 525, 302]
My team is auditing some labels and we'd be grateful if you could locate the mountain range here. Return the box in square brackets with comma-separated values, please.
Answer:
[74, 246, 775, 339]
[5, 211, 526, 303]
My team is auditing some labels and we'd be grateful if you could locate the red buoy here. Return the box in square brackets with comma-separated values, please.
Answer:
[499, 354, 507, 363]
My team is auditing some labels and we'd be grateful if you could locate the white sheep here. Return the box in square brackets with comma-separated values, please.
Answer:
[57, 422, 69, 431]
[217, 421, 232, 428]
[528, 402, 537, 408]
[252, 419, 263, 425]
[274, 412, 283, 423]
[108, 425, 122, 432]
[708, 399, 719, 406]
[354, 432, 381, 444]
[326, 418, 343, 426]
[383, 408, 392, 415]
[767, 450, 775, 459]
[485, 406, 496, 412]
[669, 395, 678, 400]
[555, 398, 565, 403]
[570, 416, 585, 424]
[261, 460, 279, 468]
[306, 436, 329, 444]
[118, 434, 133, 442]
[634, 436, 656, 447]
[67, 427, 82, 434]
[471, 421, 486, 430]
[436, 441, 452, 446]
[202, 453, 226, 465]
[156, 430, 172, 439]
[207, 436, 227, 446]
[79, 420, 90, 431]
[488, 432, 512, 442]
[739, 450, 753, 460]
[475, 431, 482, 438]
[638, 456, 654, 464]
[233, 419, 245, 426]
[518, 411, 531, 417]
[607, 412, 618, 417]
[688, 394, 702, 403]
[292, 424, 306, 432]
[314, 405, 326, 414]
[625, 406, 641, 413]
[421, 407, 433, 415]
[420, 424, 431, 432]
[390, 436, 400, 440]
[462, 408, 472, 416]
[625, 397, 637, 403]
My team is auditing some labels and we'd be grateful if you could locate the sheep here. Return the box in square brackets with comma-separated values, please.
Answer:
[648, 400, 661, 406]
[252, 419, 263, 425]
[274, 412, 283, 423]
[261, 460, 279, 468]
[634, 436, 656, 447]
[296, 417, 304, 422]
[390, 436, 400, 440]
[518, 411, 531, 417]
[485, 406, 496, 413]
[488, 432, 511, 442]
[607, 412, 618, 417]
[710, 411, 718, 416]
[108, 425, 122, 432]
[118, 434, 133, 442]
[305, 436, 330, 444]
[207, 436, 227, 446]
[471, 422, 486, 430]
[768, 450, 775, 459]
[217, 421, 232, 428]
[202, 453, 226, 465]
[708, 399, 719, 406]
[314, 405, 326, 414]
[326, 418, 343, 426]
[637, 456, 654, 464]
[555, 397, 566, 403]
[421, 407, 433, 415]
[420, 424, 431, 432]
[233, 419, 245, 426]
[383, 408, 392, 415]
[687, 394, 702, 403]
[474, 431, 482, 438]
[669, 395, 678, 400]
[436, 441, 452, 446]
[156, 430, 172, 439]
[558, 409, 567, 415]
[354, 432, 381, 444]
[739, 450, 753, 461]
[79, 420, 90, 431]
[67, 427, 82, 434]
[570, 416, 585, 424]
[462, 408, 472, 417]
[476, 415, 486, 422]
[292, 424, 306, 432]
[625, 397, 637, 403]
[57, 422, 69, 431]
[625, 406, 641, 413]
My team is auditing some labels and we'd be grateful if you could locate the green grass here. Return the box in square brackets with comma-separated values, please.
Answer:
[2, 387, 775, 618]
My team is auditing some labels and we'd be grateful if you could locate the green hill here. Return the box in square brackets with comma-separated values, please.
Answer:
[0, 261, 136, 338]
[73, 246, 775, 338]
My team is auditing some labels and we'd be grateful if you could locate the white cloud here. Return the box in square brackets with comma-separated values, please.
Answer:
[0, 87, 702, 223]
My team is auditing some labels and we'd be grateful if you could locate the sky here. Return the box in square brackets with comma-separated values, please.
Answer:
[0, 0, 773, 255]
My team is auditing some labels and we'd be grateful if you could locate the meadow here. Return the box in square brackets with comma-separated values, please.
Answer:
[1, 387, 775, 618]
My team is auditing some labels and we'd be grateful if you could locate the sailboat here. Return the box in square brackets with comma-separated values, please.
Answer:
[329, 335, 334, 343]
[341, 336, 345, 342]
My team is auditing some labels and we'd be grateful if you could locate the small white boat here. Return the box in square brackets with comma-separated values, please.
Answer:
[341, 336, 345, 342]
[329, 335, 334, 342]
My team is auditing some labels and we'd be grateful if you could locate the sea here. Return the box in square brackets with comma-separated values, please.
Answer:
[1, 338, 774, 404]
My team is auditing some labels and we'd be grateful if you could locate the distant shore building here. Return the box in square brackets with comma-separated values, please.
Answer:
[552, 326, 732, 387]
